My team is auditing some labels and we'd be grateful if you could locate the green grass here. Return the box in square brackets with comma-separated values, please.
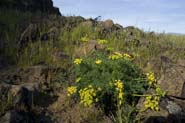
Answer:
[1, 10, 184, 68]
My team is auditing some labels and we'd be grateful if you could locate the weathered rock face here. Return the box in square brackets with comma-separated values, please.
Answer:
[0, 66, 58, 123]
[98, 19, 114, 32]
[158, 59, 185, 98]
[0, 0, 60, 15]
[96, 19, 124, 37]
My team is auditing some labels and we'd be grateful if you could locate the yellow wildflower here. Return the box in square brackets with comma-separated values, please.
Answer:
[74, 58, 82, 65]
[95, 60, 102, 64]
[123, 53, 132, 60]
[114, 80, 123, 89]
[79, 85, 97, 107]
[67, 86, 77, 96]
[98, 39, 108, 44]
[114, 80, 124, 106]
[109, 52, 123, 60]
[146, 72, 156, 86]
[114, 52, 123, 57]
[144, 95, 160, 111]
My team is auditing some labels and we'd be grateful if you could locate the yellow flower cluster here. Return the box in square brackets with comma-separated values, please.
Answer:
[143, 74, 165, 112]
[146, 72, 157, 86]
[123, 53, 132, 60]
[74, 58, 82, 65]
[109, 52, 123, 60]
[144, 95, 160, 111]
[81, 36, 89, 42]
[98, 39, 108, 44]
[95, 60, 102, 64]
[114, 80, 124, 106]
[67, 86, 77, 96]
[79, 85, 97, 107]
[109, 52, 132, 60]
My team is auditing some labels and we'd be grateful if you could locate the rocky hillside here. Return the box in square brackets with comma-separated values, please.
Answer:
[0, 0, 185, 123]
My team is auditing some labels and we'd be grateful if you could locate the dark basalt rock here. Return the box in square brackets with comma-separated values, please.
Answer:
[0, 0, 61, 15]
[0, 110, 53, 123]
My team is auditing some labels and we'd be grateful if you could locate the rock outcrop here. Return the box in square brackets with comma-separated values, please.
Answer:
[0, 0, 61, 15]
[0, 65, 58, 123]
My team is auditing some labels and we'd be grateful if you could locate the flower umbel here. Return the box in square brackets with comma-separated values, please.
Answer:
[98, 39, 108, 45]
[79, 85, 97, 107]
[114, 80, 124, 106]
[146, 72, 156, 86]
[144, 95, 160, 111]
[67, 86, 77, 96]
[74, 58, 82, 65]
[114, 80, 123, 90]
[109, 52, 123, 60]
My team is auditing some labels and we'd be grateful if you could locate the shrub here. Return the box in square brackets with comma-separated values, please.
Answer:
[69, 51, 148, 113]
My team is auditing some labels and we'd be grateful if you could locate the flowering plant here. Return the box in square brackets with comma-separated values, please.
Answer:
[69, 51, 148, 111]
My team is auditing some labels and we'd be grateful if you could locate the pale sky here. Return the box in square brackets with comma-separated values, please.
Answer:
[53, 0, 185, 34]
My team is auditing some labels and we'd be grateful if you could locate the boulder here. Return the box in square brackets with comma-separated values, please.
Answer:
[158, 59, 185, 98]
[0, 80, 58, 112]
[0, 82, 39, 111]
[103, 19, 114, 29]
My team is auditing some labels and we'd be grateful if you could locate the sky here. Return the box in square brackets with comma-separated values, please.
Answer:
[53, 0, 185, 34]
